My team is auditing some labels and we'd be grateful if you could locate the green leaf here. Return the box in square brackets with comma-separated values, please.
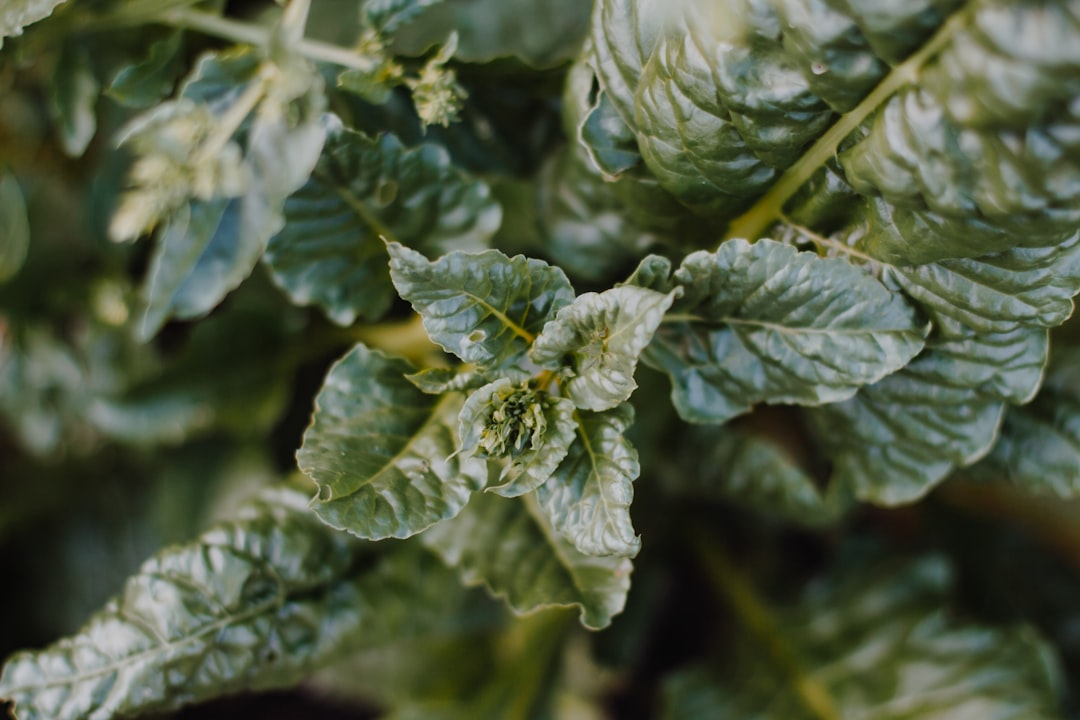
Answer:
[645, 238, 927, 424]
[536, 404, 641, 558]
[49, 43, 99, 157]
[675, 421, 848, 527]
[405, 366, 490, 395]
[0, 487, 469, 720]
[106, 32, 186, 109]
[264, 118, 500, 326]
[389, 0, 593, 68]
[133, 49, 326, 339]
[298, 343, 487, 541]
[663, 557, 1061, 720]
[458, 378, 577, 498]
[365, 0, 446, 33]
[580, 89, 641, 178]
[531, 286, 676, 412]
[806, 328, 1047, 505]
[968, 347, 1080, 497]
[883, 229, 1080, 338]
[0, 174, 30, 282]
[0, 0, 67, 47]
[387, 242, 574, 371]
[422, 492, 632, 630]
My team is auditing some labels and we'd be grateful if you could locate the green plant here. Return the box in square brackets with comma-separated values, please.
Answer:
[1, 0, 1079, 717]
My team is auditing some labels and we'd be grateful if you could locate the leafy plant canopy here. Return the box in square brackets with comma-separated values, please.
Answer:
[1, 0, 1080, 717]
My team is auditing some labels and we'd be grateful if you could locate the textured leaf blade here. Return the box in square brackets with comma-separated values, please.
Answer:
[883, 230, 1080, 337]
[0, 488, 472, 720]
[647, 239, 927, 424]
[806, 328, 1047, 505]
[264, 119, 500, 326]
[531, 286, 676, 412]
[536, 404, 641, 558]
[663, 558, 1061, 720]
[0, 174, 29, 282]
[298, 343, 486, 541]
[422, 493, 632, 630]
[969, 347, 1080, 497]
[388, 242, 575, 370]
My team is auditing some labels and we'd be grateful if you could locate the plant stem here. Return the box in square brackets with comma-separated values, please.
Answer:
[159, 8, 380, 72]
[694, 529, 842, 720]
[722, 7, 969, 243]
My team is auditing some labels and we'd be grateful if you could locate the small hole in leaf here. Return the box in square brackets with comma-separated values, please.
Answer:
[468, 330, 486, 343]
[375, 180, 398, 206]
[317, 484, 332, 501]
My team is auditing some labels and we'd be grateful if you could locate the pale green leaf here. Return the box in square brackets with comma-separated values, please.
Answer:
[0, 173, 29, 282]
[536, 404, 641, 558]
[49, 43, 99, 157]
[404, 366, 491, 395]
[0, 487, 472, 720]
[135, 49, 326, 339]
[663, 558, 1061, 720]
[458, 378, 577, 498]
[806, 328, 1047, 505]
[0, 0, 67, 48]
[968, 347, 1080, 497]
[645, 238, 927, 424]
[298, 343, 487, 540]
[106, 32, 185, 109]
[531, 286, 676, 412]
[264, 118, 500, 326]
[387, 242, 574, 371]
[422, 492, 632, 630]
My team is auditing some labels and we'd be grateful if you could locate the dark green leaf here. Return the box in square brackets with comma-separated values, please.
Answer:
[264, 118, 500, 326]
[298, 343, 487, 540]
[531, 286, 676, 412]
[387, 242, 574, 371]
[49, 43, 99, 158]
[536, 404, 641, 558]
[0, 174, 30, 282]
[806, 328, 1047, 504]
[646, 239, 927, 424]
[458, 378, 577, 498]
[0, 487, 470, 720]
[663, 558, 1061, 720]
[968, 347, 1080, 497]
[390, 0, 592, 68]
[675, 422, 848, 526]
[365, 0, 446, 33]
[106, 32, 186, 109]
[422, 492, 632, 629]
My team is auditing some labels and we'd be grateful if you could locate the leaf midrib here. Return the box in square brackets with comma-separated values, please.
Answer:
[722, 6, 971, 244]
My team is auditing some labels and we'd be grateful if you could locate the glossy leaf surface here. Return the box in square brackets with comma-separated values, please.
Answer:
[264, 118, 500, 325]
[298, 344, 487, 540]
